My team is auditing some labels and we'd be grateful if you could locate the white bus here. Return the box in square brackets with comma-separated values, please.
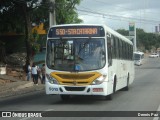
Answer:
[45, 24, 135, 100]
[133, 51, 144, 66]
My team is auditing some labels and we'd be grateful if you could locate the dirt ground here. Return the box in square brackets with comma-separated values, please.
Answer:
[0, 79, 13, 85]
[0, 67, 26, 86]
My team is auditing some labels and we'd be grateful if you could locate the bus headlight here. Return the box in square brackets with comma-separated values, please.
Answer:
[46, 74, 59, 84]
[91, 75, 107, 85]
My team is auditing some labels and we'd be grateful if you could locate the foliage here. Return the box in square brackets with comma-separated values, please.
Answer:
[55, 0, 83, 24]
[0, 0, 83, 35]
[0, 0, 24, 33]
[117, 28, 160, 51]
[116, 29, 129, 36]
[0, 0, 83, 65]
[31, 30, 40, 54]
[31, 0, 50, 30]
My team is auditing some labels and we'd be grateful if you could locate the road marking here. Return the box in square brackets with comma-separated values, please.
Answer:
[44, 109, 55, 111]
[19, 117, 31, 120]
[153, 104, 160, 120]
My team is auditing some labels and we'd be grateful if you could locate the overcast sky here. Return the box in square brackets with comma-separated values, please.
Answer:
[76, 0, 160, 33]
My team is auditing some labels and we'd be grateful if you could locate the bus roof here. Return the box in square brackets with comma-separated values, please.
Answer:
[134, 51, 144, 55]
[103, 24, 133, 45]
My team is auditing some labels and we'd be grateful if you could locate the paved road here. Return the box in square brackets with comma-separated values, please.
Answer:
[0, 57, 160, 120]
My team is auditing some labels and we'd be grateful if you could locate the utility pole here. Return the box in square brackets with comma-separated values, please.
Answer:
[49, 0, 56, 27]
[134, 26, 137, 51]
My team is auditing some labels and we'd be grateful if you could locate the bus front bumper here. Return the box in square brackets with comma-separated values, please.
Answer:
[45, 82, 108, 96]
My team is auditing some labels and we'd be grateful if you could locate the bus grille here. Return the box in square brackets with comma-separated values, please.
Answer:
[50, 72, 101, 86]
[64, 87, 85, 91]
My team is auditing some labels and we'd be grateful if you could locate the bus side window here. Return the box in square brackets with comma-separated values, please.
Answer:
[107, 34, 112, 66]
[119, 39, 122, 59]
[111, 35, 116, 59]
[115, 37, 119, 59]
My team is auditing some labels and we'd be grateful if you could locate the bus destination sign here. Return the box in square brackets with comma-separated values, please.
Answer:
[48, 26, 105, 37]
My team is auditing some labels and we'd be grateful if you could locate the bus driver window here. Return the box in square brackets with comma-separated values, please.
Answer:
[93, 42, 105, 68]
[107, 33, 112, 66]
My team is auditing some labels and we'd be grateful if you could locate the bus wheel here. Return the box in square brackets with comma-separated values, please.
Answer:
[123, 75, 129, 91]
[60, 95, 70, 101]
[113, 79, 116, 93]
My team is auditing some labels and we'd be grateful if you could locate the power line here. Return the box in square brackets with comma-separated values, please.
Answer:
[93, 0, 160, 16]
[80, 0, 160, 23]
[77, 9, 160, 24]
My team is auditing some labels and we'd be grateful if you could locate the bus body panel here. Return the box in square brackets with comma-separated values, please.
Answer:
[108, 59, 134, 92]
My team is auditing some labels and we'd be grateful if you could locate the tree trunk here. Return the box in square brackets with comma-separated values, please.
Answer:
[22, 3, 33, 65]
[0, 46, 7, 63]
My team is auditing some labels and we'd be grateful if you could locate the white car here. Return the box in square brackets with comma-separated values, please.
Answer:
[149, 53, 159, 58]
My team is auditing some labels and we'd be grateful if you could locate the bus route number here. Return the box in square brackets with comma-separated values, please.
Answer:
[49, 87, 58, 91]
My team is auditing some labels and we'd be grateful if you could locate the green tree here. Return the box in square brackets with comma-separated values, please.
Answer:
[0, 0, 83, 65]
[136, 28, 160, 51]
[56, 0, 83, 24]
[116, 28, 160, 51]
[0, 0, 24, 33]
[0, 0, 42, 65]
[116, 29, 129, 36]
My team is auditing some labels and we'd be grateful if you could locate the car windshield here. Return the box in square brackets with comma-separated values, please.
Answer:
[46, 38, 106, 71]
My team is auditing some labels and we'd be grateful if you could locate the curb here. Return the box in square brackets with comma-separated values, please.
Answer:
[13, 82, 34, 91]
[0, 81, 45, 99]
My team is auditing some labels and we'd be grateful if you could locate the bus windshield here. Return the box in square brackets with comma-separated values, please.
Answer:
[46, 38, 106, 71]
[134, 54, 141, 60]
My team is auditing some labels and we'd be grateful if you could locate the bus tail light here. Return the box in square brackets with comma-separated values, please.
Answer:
[46, 74, 59, 84]
[91, 75, 107, 85]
